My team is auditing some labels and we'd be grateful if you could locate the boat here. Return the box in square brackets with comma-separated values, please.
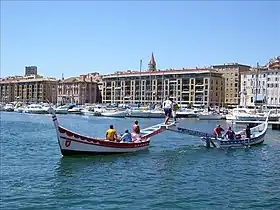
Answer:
[55, 105, 69, 114]
[3, 103, 15, 112]
[198, 111, 222, 120]
[49, 107, 173, 155]
[100, 110, 128, 118]
[126, 109, 165, 118]
[169, 111, 270, 149]
[23, 104, 49, 114]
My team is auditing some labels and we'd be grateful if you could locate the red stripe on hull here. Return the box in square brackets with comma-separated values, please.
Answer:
[60, 136, 150, 148]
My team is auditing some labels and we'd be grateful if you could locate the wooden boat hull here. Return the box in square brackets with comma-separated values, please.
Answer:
[50, 109, 169, 156]
[201, 121, 268, 148]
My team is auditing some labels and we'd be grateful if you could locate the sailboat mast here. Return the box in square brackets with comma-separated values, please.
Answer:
[255, 62, 259, 108]
[139, 59, 142, 105]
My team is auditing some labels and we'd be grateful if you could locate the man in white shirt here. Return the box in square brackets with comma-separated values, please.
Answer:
[162, 97, 173, 124]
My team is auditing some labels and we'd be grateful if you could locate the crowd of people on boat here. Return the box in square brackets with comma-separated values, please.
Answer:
[213, 124, 251, 140]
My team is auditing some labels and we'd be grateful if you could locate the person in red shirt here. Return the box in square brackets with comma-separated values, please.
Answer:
[213, 124, 225, 138]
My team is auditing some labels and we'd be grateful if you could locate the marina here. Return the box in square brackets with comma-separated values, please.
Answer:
[1, 111, 280, 209]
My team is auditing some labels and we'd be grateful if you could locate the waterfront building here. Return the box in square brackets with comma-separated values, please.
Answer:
[240, 56, 280, 108]
[57, 73, 101, 105]
[25, 66, 38, 76]
[0, 74, 57, 103]
[102, 54, 225, 107]
[212, 63, 251, 107]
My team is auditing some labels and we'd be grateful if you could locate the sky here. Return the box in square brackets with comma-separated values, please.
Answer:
[1, 1, 279, 78]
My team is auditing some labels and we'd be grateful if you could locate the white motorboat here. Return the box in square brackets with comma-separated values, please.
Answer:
[68, 107, 82, 114]
[3, 103, 14, 112]
[176, 108, 197, 118]
[24, 104, 49, 114]
[55, 105, 69, 114]
[198, 111, 222, 120]
[126, 109, 164, 118]
[100, 110, 128, 118]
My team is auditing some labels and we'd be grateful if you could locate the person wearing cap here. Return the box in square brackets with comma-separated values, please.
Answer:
[213, 124, 224, 138]
[120, 130, 132, 142]
[162, 97, 174, 124]
[225, 126, 235, 140]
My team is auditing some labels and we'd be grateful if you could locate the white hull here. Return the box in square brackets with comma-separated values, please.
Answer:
[55, 109, 69, 114]
[101, 111, 127, 117]
[127, 110, 164, 118]
[198, 114, 222, 120]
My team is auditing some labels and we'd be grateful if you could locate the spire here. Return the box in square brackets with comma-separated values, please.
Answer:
[148, 52, 156, 72]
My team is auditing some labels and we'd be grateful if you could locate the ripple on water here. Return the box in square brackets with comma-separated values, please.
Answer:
[1, 112, 280, 210]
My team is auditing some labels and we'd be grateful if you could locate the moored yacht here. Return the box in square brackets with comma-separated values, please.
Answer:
[24, 104, 49, 114]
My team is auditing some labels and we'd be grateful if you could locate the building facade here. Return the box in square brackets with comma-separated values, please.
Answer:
[240, 57, 280, 108]
[102, 69, 225, 107]
[0, 75, 57, 103]
[57, 73, 101, 105]
[212, 63, 251, 106]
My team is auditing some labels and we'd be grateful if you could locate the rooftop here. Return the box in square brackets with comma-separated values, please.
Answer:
[103, 68, 221, 78]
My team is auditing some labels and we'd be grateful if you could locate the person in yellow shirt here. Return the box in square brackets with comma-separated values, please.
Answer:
[106, 125, 118, 141]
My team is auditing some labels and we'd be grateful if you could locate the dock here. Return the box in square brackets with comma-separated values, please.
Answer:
[234, 120, 280, 130]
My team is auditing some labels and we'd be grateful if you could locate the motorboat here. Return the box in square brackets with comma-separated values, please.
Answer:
[100, 110, 128, 118]
[23, 104, 49, 114]
[55, 105, 69, 114]
[198, 111, 222, 120]
[3, 103, 14, 112]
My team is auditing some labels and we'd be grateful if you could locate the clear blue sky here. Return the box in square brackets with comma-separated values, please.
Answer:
[1, 1, 279, 78]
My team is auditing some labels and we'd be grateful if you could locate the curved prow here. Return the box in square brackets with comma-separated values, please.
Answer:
[265, 110, 272, 122]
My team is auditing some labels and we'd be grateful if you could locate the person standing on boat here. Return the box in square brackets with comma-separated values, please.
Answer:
[163, 97, 174, 124]
[245, 125, 251, 139]
[172, 102, 179, 123]
[106, 125, 118, 141]
[213, 124, 224, 138]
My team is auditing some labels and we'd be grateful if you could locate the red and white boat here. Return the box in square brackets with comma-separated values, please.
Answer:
[50, 108, 174, 156]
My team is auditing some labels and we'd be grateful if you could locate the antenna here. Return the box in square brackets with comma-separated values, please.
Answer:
[62, 73, 64, 80]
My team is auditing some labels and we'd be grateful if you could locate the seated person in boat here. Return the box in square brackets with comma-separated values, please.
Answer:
[132, 120, 142, 142]
[132, 120, 140, 134]
[163, 97, 174, 124]
[120, 130, 132, 142]
[225, 127, 235, 140]
[213, 124, 224, 138]
[106, 125, 118, 141]
[245, 125, 251, 139]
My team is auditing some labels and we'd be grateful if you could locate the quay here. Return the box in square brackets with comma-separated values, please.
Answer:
[235, 120, 280, 130]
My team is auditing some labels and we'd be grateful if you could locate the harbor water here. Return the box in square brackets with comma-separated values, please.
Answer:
[1, 112, 280, 209]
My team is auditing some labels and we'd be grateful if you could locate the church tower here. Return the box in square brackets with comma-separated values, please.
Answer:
[148, 52, 157, 72]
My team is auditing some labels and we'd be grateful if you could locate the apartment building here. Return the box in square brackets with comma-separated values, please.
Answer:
[240, 57, 280, 108]
[212, 63, 251, 107]
[57, 73, 101, 105]
[0, 75, 57, 103]
[102, 69, 225, 107]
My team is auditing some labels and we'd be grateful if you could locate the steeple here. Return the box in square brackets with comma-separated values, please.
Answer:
[148, 52, 157, 72]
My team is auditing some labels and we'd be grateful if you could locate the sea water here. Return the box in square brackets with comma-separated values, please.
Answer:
[1, 112, 280, 209]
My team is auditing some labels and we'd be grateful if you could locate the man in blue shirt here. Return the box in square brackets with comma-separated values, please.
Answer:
[120, 130, 132, 142]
